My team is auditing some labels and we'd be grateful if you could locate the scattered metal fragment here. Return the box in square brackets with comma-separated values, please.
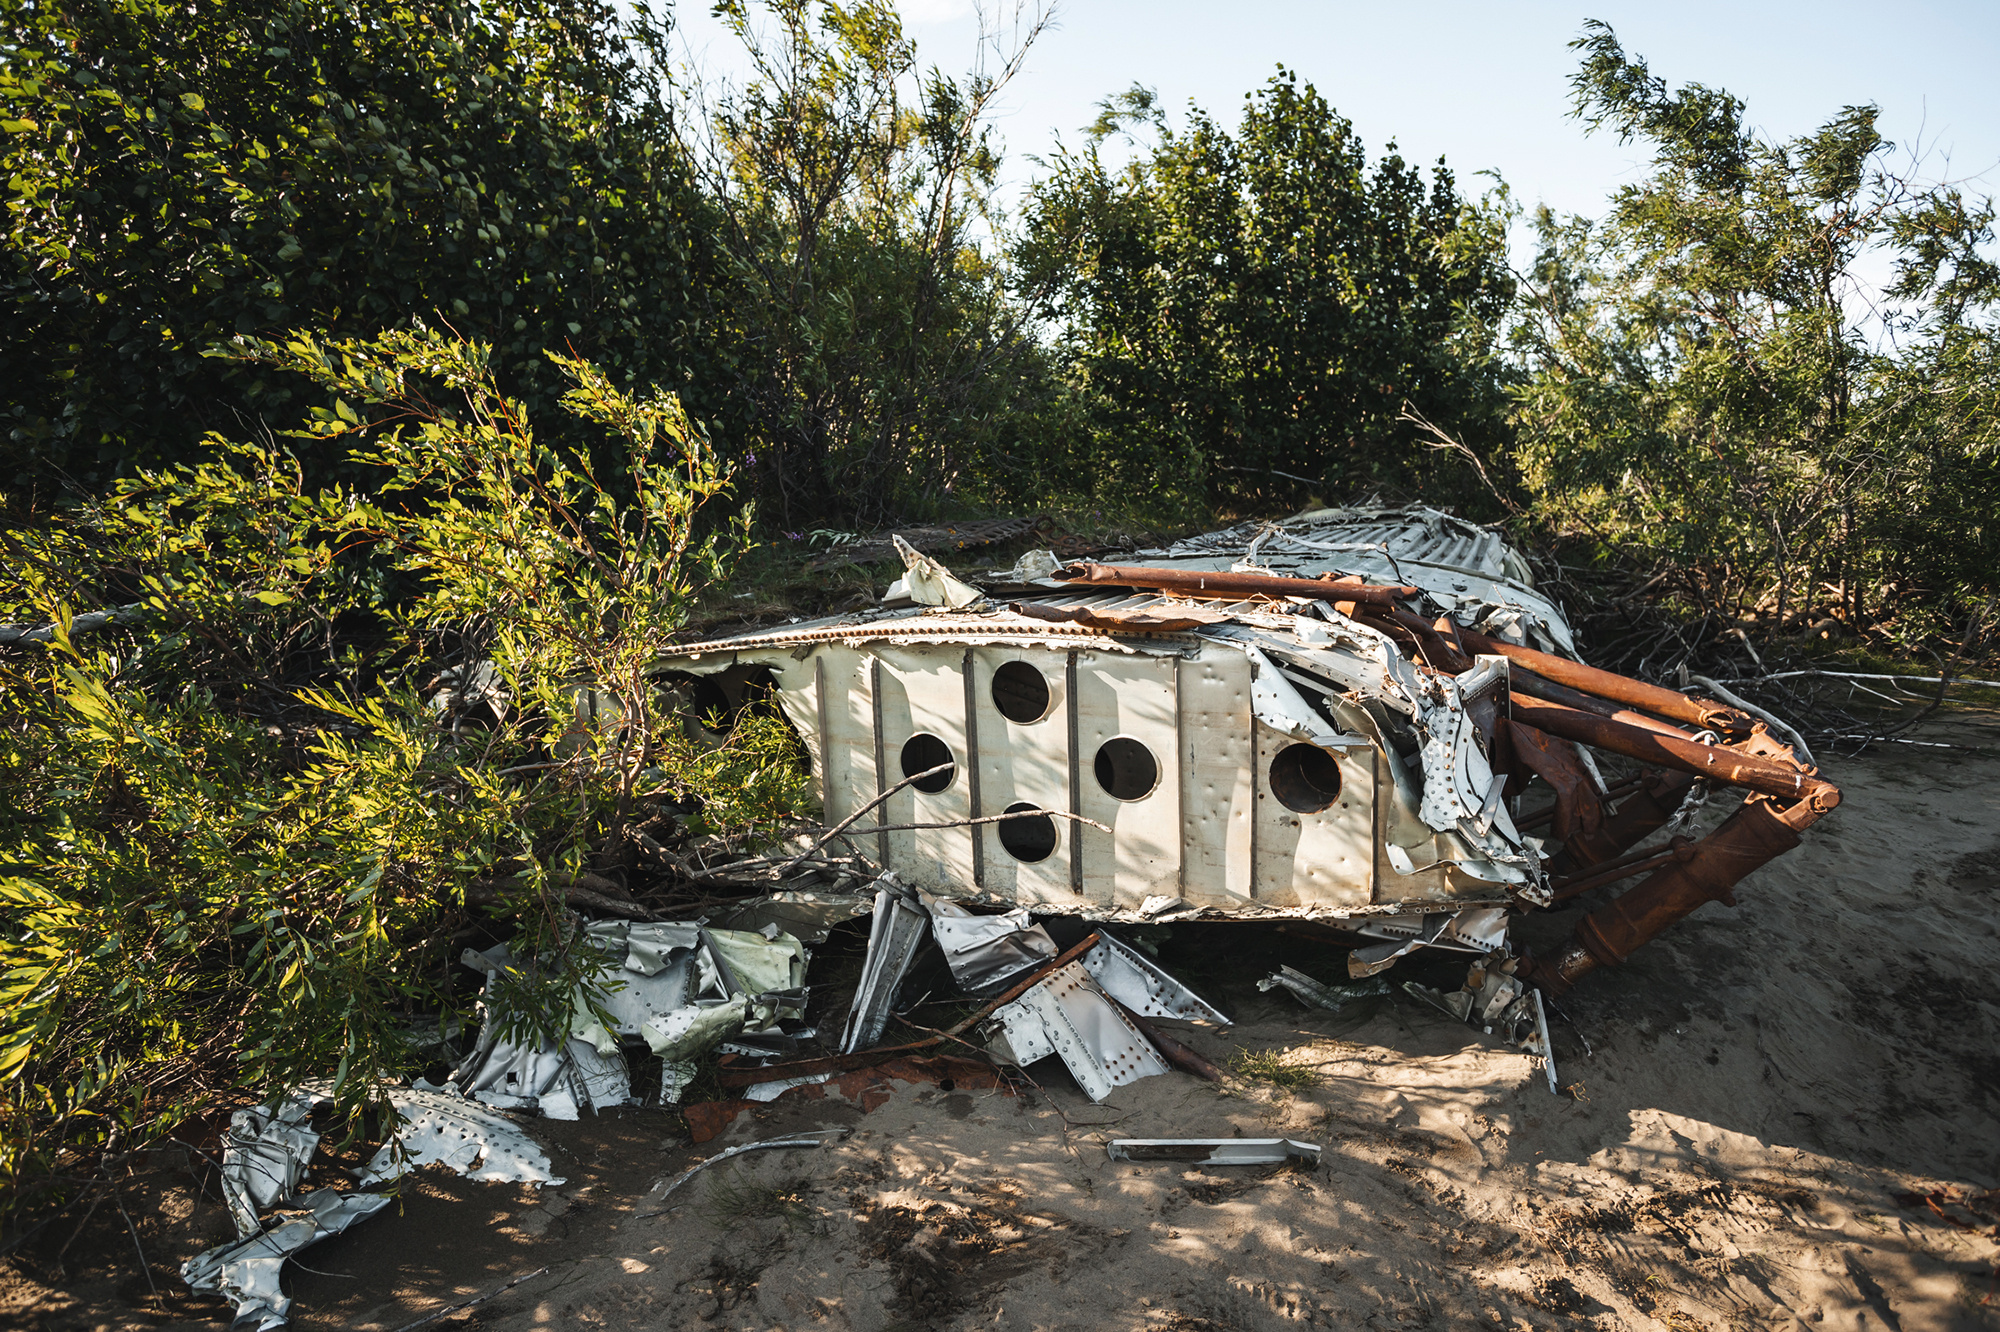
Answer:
[922, 892, 1058, 996]
[183, 1188, 393, 1331]
[1107, 1139, 1322, 1166]
[184, 1082, 562, 1329]
[388, 1266, 550, 1332]
[1082, 930, 1230, 1023]
[983, 960, 1172, 1102]
[840, 878, 930, 1053]
[639, 1137, 830, 1216]
[707, 890, 875, 943]
[1258, 967, 1390, 1013]
[353, 1087, 563, 1188]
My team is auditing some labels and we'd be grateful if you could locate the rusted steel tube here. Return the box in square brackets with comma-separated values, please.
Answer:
[1458, 626, 1742, 732]
[1559, 769, 1695, 870]
[1527, 798, 1814, 996]
[1548, 837, 1694, 902]
[1509, 670, 1700, 741]
[1509, 693, 1841, 810]
[1055, 562, 1420, 607]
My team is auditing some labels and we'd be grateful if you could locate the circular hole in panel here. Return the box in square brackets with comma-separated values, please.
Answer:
[990, 660, 1053, 723]
[899, 732, 956, 793]
[1093, 736, 1160, 801]
[1269, 742, 1343, 813]
[996, 802, 1059, 862]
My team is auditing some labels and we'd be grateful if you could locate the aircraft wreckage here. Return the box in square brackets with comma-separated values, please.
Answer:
[653, 505, 1840, 1007]
[181, 506, 1845, 1327]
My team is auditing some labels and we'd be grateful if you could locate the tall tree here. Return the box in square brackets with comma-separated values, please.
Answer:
[639, 0, 1063, 527]
[0, 0, 730, 498]
[1015, 70, 1516, 521]
[1510, 22, 2000, 638]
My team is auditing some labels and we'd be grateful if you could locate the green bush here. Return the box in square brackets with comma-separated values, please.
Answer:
[0, 329, 806, 1221]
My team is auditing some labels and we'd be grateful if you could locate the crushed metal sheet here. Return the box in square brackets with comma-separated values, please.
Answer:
[983, 960, 1172, 1102]
[185, 1081, 561, 1329]
[1258, 967, 1391, 1013]
[922, 892, 1058, 996]
[1402, 952, 1561, 1094]
[183, 1188, 393, 1331]
[1082, 930, 1230, 1024]
[1107, 1139, 1322, 1166]
[707, 890, 876, 943]
[840, 878, 930, 1053]
[887, 534, 985, 609]
[217, 1090, 323, 1237]
[354, 1086, 563, 1188]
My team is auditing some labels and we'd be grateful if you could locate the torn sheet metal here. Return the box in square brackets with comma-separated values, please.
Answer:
[887, 534, 985, 609]
[217, 1091, 324, 1237]
[186, 1081, 561, 1330]
[922, 893, 1058, 997]
[1344, 905, 1513, 978]
[1403, 952, 1560, 1094]
[182, 1188, 392, 1331]
[1107, 1139, 1322, 1166]
[1258, 967, 1391, 1013]
[840, 880, 930, 1053]
[708, 890, 875, 943]
[354, 1086, 563, 1187]
[983, 960, 1172, 1101]
[1081, 931, 1230, 1024]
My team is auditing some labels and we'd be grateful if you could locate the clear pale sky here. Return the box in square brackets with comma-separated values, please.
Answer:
[669, 0, 2000, 246]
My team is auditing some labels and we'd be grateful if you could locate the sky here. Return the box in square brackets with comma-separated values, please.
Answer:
[667, 0, 2000, 258]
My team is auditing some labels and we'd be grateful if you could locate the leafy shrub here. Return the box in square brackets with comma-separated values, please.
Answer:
[0, 329, 806, 1222]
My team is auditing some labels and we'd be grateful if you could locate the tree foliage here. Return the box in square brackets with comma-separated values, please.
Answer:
[1510, 22, 2000, 639]
[639, 0, 1067, 527]
[0, 331, 806, 1218]
[0, 0, 728, 497]
[1016, 70, 1517, 522]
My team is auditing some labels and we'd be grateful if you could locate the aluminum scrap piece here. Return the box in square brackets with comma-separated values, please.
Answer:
[641, 1137, 829, 1215]
[217, 1090, 322, 1238]
[356, 1086, 563, 1187]
[1107, 1139, 1322, 1166]
[1257, 966, 1390, 1013]
[1082, 932, 1230, 1024]
[1531, 989, 1559, 1096]
[743, 1073, 837, 1102]
[182, 1189, 393, 1331]
[922, 893, 1058, 996]
[840, 882, 930, 1053]
[983, 961, 1172, 1102]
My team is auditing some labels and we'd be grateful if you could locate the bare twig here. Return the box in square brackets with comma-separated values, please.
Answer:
[112, 1194, 155, 1298]
[389, 1266, 550, 1332]
[773, 761, 953, 874]
[1396, 402, 1520, 515]
[837, 809, 1112, 837]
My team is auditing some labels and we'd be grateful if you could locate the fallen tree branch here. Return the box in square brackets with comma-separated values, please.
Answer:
[836, 809, 1113, 837]
[389, 1266, 549, 1332]
[772, 761, 954, 874]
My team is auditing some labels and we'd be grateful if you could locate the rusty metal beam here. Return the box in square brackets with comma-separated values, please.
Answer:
[1526, 797, 1820, 997]
[1457, 626, 1744, 733]
[1509, 693, 1841, 810]
[1054, 562, 1420, 607]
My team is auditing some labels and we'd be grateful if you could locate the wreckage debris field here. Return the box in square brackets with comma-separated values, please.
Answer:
[7, 714, 1997, 1331]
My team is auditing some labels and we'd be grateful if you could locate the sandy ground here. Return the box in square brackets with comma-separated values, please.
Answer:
[8, 714, 1999, 1332]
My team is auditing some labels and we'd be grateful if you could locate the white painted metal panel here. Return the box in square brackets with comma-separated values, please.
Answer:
[967, 646, 1076, 908]
[1252, 723, 1375, 909]
[1074, 652, 1181, 908]
[1176, 647, 1254, 907]
[870, 644, 975, 891]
